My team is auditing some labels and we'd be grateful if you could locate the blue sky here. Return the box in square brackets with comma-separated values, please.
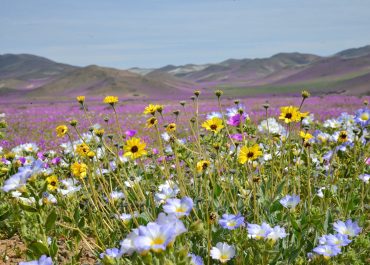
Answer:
[1, 0, 370, 68]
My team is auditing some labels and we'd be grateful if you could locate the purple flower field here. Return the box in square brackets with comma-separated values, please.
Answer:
[1, 95, 368, 151]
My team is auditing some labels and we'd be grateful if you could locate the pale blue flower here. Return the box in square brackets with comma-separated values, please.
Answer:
[163, 196, 193, 217]
[313, 244, 341, 258]
[333, 219, 362, 237]
[219, 213, 244, 230]
[279, 194, 300, 209]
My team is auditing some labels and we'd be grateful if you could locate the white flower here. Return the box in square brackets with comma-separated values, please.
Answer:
[161, 132, 170, 142]
[210, 242, 235, 263]
[59, 178, 81, 196]
[258, 118, 287, 136]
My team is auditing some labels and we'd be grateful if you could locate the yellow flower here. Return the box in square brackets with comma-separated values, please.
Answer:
[87, 151, 95, 158]
[71, 162, 88, 179]
[103, 96, 119, 105]
[338, 131, 348, 143]
[143, 104, 158, 115]
[55, 125, 68, 137]
[202, 117, 224, 134]
[166, 123, 176, 133]
[279, 106, 301, 123]
[76, 96, 85, 104]
[146, 117, 158, 128]
[238, 144, 263, 164]
[196, 160, 210, 173]
[300, 131, 313, 142]
[76, 143, 90, 157]
[94, 128, 105, 137]
[124, 137, 147, 159]
[46, 175, 58, 191]
[299, 111, 310, 120]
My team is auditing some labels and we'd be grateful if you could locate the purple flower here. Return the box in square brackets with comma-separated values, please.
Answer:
[230, 133, 243, 141]
[266, 225, 287, 241]
[163, 196, 193, 217]
[279, 194, 300, 209]
[51, 157, 61, 165]
[333, 219, 362, 237]
[219, 213, 244, 230]
[227, 114, 246, 127]
[125, 129, 137, 138]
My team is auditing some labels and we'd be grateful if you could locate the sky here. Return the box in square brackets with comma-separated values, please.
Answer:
[1, 0, 370, 69]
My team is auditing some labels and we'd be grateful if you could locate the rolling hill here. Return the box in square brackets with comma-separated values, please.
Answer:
[1, 45, 370, 101]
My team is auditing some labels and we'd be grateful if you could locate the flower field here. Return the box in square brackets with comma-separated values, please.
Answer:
[0, 92, 369, 265]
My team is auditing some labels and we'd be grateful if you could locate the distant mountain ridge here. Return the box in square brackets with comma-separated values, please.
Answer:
[1, 44, 370, 101]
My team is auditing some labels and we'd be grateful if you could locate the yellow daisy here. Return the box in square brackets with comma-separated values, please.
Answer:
[55, 125, 68, 137]
[279, 106, 301, 123]
[146, 117, 158, 128]
[238, 144, 263, 164]
[300, 131, 313, 142]
[124, 137, 147, 159]
[196, 160, 211, 173]
[71, 162, 88, 179]
[143, 104, 158, 115]
[338, 131, 348, 143]
[103, 96, 119, 105]
[166, 123, 176, 133]
[76, 96, 85, 104]
[46, 175, 58, 191]
[76, 143, 90, 157]
[202, 117, 224, 134]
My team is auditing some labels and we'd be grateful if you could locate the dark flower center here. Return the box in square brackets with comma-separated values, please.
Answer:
[285, 113, 292, 119]
[202, 163, 208, 170]
[210, 124, 217, 130]
[131, 146, 139, 153]
[247, 152, 254, 158]
[50, 181, 56, 186]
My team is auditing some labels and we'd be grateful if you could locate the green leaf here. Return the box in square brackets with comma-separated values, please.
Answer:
[28, 242, 49, 257]
[45, 210, 57, 233]
[0, 209, 11, 221]
[19, 203, 37, 213]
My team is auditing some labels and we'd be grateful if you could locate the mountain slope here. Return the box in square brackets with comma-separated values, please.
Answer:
[25, 65, 195, 100]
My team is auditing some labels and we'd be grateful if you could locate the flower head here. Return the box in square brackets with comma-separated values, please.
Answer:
[313, 244, 341, 259]
[238, 144, 263, 164]
[134, 222, 176, 253]
[103, 96, 119, 105]
[354, 108, 370, 127]
[196, 160, 211, 173]
[144, 104, 159, 115]
[70, 162, 88, 179]
[247, 222, 272, 239]
[163, 196, 193, 217]
[19, 255, 53, 265]
[76, 96, 85, 104]
[266, 225, 287, 242]
[300, 131, 313, 142]
[279, 194, 300, 209]
[279, 106, 302, 123]
[46, 175, 58, 191]
[333, 219, 362, 237]
[219, 213, 244, 230]
[55, 125, 68, 138]
[166, 123, 176, 133]
[210, 242, 235, 263]
[202, 117, 224, 134]
[188, 253, 204, 265]
[146, 117, 158, 128]
[359, 173, 370, 183]
[76, 143, 90, 157]
[124, 137, 147, 159]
